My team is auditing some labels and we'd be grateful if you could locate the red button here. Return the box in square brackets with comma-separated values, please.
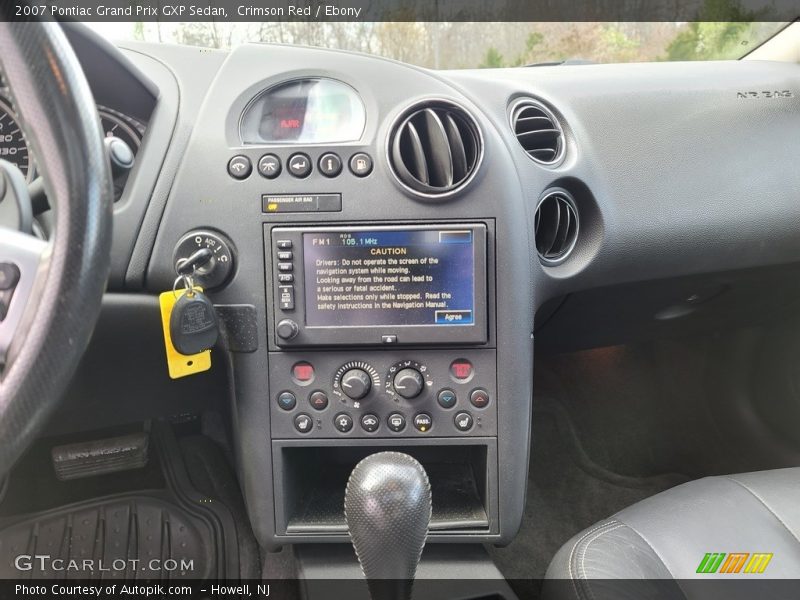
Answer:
[292, 362, 315, 383]
[450, 359, 474, 382]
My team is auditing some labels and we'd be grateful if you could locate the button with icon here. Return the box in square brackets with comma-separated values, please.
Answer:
[437, 389, 457, 409]
[291, 361, 314, 384]
[288, 153, 312, 178]
[349, 152, 373, 177]
[413, 413, 433, 433]
[387, 412, 406, 432]
[258, 153, 281, 179]
[470, 388, 490, 408]
[277, 391, 296, 411]
[309, 391, 329, 411]
[454, 411, 474, 432]
[319, 153, 342, 177]
[361, 413, 380, 433]
[333, 412, 354, 433]
[294, 413, 313, 433]
[227, 155, 252, 180]
[450, 359, 474, 382]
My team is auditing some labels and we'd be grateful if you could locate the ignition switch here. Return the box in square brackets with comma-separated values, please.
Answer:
[172, 229, 235, 290]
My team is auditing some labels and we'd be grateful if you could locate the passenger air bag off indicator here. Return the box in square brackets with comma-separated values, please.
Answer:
[262, 193, 342, 213]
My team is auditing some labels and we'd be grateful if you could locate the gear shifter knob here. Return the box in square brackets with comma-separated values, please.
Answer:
[345, 452, 432, 600]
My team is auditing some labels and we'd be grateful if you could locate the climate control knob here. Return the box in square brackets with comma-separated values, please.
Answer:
[393, 368, 425, 399]
[341, 368, 372, 400]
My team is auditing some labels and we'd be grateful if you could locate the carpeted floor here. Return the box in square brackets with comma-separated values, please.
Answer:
[488, 340, 763, 598]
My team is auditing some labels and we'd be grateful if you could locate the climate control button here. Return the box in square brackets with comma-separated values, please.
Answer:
[387, 412, 406, 432]
[413, 413, 433, 433]
[309, 391, 329, 410]
[470, 388, 490, 408]
[361, 414, 380, 433]
[333, 413, 354, 433]
[437, 389, 457, 409]
[277, 391, 296, 411]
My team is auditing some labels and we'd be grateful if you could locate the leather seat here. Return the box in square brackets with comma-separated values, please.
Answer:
[544, 468, 800, 598]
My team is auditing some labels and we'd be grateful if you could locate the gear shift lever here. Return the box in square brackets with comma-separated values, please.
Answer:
[345, 452, 432, 600]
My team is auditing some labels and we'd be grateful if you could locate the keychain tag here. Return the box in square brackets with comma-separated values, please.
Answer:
[159, 286, 212, 379]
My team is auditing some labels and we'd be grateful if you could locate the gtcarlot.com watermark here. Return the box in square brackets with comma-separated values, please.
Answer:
[14, 554, 194, 573]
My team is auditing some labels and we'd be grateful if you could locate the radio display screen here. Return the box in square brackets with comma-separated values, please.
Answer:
[303, 228, 477, 328]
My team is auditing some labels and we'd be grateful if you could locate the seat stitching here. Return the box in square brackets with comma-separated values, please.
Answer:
[567, 520, 620, 600]
[613, 519, 690, 600]
[568, 520, 618, 578]
[579, 524, 625, 579]
[579, 523, 625, 600]
[725, 475, 800, 545]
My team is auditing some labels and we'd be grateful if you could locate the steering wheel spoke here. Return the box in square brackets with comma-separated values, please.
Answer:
[0, 228, 47, 365]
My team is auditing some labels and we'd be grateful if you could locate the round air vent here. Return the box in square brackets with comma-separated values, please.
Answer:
[388, 100, 482, 198]
[510, 99, 565, 165]
[534, 190, 578, 264]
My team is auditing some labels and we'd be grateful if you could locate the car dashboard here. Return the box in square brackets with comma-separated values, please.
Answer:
[34, 24, 800, 551]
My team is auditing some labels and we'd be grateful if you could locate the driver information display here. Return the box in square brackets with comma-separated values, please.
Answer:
[303, 229, 476, 327]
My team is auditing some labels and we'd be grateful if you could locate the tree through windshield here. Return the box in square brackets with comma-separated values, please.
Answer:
[90, 21, 785, 68]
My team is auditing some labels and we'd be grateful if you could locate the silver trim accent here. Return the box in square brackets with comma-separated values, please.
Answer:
[386, 98, 485, 201]
[509, 98, 566, 167]
[534, 189, 579, 266]
[0, 228, 47, 365]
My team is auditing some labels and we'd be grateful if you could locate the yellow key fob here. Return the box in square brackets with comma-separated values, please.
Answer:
[159, 287, 212, 379]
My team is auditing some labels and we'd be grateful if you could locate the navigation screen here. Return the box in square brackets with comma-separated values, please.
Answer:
[303, 228, 476, 328]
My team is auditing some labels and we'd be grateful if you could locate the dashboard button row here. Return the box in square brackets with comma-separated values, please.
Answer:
[279, 386, 490, 414]
[228, 152, 373, 180]
[289, 407, 474, 434]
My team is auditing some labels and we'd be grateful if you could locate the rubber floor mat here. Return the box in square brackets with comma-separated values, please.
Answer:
[0, 422, 249, 579]
[0, 495, 213, 578]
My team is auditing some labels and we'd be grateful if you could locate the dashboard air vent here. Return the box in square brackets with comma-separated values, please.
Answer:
[511, 99, 564, 165]
[389, 100, 482, 198]
[534, 190, 578, 264]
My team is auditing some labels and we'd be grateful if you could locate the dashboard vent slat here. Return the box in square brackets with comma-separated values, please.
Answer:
[534, 190, 579, 264]
[403, 122, 430, 185]
[422, 108, 454, 188]
[510, 99, 565, 166]
[444, 113, 468, 182]
[389, 100, 482, 198]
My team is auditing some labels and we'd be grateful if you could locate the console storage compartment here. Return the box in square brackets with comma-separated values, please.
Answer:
[273, 438, 497, 536]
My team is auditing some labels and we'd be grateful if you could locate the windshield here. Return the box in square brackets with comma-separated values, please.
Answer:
[88, 22, 786, 68]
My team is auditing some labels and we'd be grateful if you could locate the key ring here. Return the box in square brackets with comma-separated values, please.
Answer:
[172, 273, 196, 299]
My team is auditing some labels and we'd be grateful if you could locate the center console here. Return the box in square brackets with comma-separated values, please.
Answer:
[144, 43, 533, 550]
[265, 222, 499, 536]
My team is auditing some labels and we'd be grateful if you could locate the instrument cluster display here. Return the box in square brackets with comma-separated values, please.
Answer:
[240, 78, 365, 145]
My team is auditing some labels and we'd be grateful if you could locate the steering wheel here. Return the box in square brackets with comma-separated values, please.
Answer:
[0, 22, 113, 478]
